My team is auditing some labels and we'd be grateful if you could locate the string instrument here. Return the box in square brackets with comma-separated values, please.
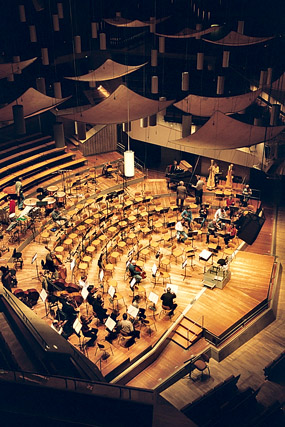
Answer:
[45, 245, 63, 266]
[135, 265, 147, 279]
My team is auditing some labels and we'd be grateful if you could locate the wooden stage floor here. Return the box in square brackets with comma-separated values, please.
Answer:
[185, 252, 275, 338]
[0, 169, 275, 383]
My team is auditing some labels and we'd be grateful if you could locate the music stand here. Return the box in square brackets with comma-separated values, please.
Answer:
[40, 288, 51, 319]
[151, 263, 158, 287]
[105, 316, 116, 332]
[31, 253, 40, 280]
[148, 291, 159, 313]
[81, 286, 89, 314]
[127, 304, 139, 319]
[167, 221, 176, 239]
[199, 249, 213, 273]
[73, 318, 86, 355]
[182, 259, 191, 280]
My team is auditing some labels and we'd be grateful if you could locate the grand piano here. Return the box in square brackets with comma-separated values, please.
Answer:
[166, 160, 193, 190]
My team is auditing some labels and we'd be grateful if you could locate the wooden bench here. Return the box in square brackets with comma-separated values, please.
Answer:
[0, 134, 51, 154]
[23, 158, 87, 189]
[0, 140, 55, 168]
[0, 152, 75, 191]
[0, 147, 66, 178]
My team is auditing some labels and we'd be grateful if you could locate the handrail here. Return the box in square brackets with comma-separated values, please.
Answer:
[0, 369, 155, 404]
[2, 287, 49, 350]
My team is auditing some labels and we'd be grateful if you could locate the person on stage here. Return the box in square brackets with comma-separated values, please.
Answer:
[160, 287, 177, 316]
[224, 223, 237, 247]
[241, 184, 252, 207]
[214, 207, 227, 225]
[116, 313, 140, 339]
[91, 294, 108, 323]
[128, 260, 143, 283]
[176, 181, 187, 211]
[51, 208, 69, 227]
[192, 175, 205, 205]
[170, 160, 180, 174]
[199, 204, 208, 228]
[207, 160, 216, 190]
[15, 177, 24, 209]
[225, 164, 234, 188]
[181, 206, 193, 229]
[206, 219, 220, 244]
[80, 315, 98, 347]
[175, 219, 188, 242]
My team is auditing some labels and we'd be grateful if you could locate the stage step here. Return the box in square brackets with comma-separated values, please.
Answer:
[180, 317, 203, 335]
[171, 316, 203, 349]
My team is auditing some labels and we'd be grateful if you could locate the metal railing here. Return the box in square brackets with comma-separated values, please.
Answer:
[0, 369, 155, 404]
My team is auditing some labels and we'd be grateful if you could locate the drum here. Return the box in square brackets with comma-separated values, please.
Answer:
[56, 191, 66, 206]
[47, 185, 58, 196]
[42, 197, 56, 210]
[23, 198, 38, 207]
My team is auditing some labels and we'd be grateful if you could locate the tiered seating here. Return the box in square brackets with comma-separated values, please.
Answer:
[264, 350, 285, 381]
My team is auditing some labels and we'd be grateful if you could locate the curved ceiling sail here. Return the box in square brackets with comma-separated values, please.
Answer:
[174, 90, 262, 117]
[173, 111, 284, 150]
[156, 26, 220, 39]
[203, 31, 274, 46]
[0, 88, 70, 122]
[0, 57, 37, 80]
[104, 17, 168, 27]
[65, 59, 147, 82]
[61, 85, 174, 125]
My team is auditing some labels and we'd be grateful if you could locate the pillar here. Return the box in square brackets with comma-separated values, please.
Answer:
[182, 72, 189, 91]
[77, 122, 86, 140]
[151, 76, 158, 94]
[53, 81, 62, 98]
[13, 105, 26, 135]
[182, 115, 192, 138]
[99, 33, 106, 50]
[36, 77, 46, 94]
[53, 122, 65, 147]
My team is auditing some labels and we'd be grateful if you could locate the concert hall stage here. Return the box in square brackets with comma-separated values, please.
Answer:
[184, 252, 275, 344]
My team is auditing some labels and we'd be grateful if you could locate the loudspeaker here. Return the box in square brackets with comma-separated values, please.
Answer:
[237, 212, 265, 245]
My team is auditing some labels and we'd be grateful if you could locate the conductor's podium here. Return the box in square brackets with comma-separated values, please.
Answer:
[203, 264, 231, 289]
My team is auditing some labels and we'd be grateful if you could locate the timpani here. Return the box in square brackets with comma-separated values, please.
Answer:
[47, 185, 58, 197]
[56, 191, 66, 206]
[23, 198, 38, 207]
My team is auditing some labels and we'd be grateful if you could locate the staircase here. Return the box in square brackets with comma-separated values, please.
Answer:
[171, 316, 203, 349]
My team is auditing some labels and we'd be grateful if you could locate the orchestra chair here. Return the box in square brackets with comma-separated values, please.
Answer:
[86, 245, 96, 257]
[118, 331, 135, 349]
[150, 238, 160, 253]
[189, 354, 210, 381]
[40, 230, 50, 244]
[140, 246, 150, 262]
[171, 244, 184, 264]
[159, 305, 173, 319]
[117, 240, 127, 253]
[160, 256, 171, 271]
[12, 249, 23, 270]
[95, 341, 113, 360]
[134, 284, 146, 301]
[141, 317, 157, 336]
[159, 271, 171, 286]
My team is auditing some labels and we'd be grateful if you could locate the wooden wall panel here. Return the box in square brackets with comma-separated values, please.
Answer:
[80, 124, 117, 156]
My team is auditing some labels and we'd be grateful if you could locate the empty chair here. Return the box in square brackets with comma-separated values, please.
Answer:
[189, 354, 210, 381]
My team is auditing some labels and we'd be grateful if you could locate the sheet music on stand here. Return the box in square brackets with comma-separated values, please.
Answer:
[73, 318, 82, 335]
[199, 249, 212, 261]
[70, 258, 76, 271]
[128, 248, 135, 258]
[105, 316, 116, 331]
[39, 288, 48, 302]
[152, 263, 158, 276]
[99, 269, 104, 282]
[182, 259, 187, 269]
[148, 291, 159, 305]
[127, 304, 139, 318]
[81, 287, 89, 301]
[108, 285, 116, 298]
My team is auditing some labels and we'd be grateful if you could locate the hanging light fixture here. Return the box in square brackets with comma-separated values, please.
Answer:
[53, 82, 62, 98]
[29, 25, 37, 43]
[41, 48, 49, 65]
[151, 76, 158, 94]
[57, 3, 64, 19]
[217, 75, 225, 95]
[181, 72, 189, 91]
[99, 33, 106, 50]
[222, 51, 230, 68]
[52, 14, 60, 32]
[197, 52, 204, 70]
[91, 22, 98, 39]
[19, 5, 26, 23]
[151, 49, 158, 67]
[159, 36, 165, 53]
[74, 36, 81, 54]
